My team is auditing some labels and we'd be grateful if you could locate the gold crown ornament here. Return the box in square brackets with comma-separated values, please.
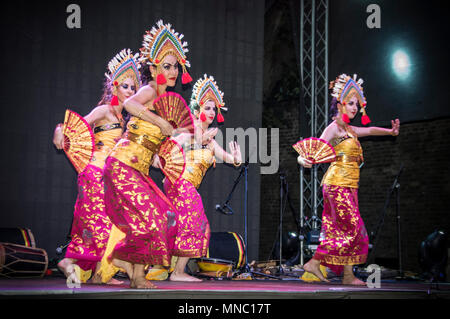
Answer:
[330, 73, 370, 125]
[139, 20, 192, 86]
[190, 74, 227, 123]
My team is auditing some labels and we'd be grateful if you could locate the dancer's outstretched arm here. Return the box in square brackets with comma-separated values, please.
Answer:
[212, 140, 242, 166]
[123, 86, 174, 136]
[350, 119, 400, 137]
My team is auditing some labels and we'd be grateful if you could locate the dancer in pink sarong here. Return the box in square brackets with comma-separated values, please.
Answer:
[52, 49, 140, 284]
[296, 74, 400, 285]
[102, 20, 194, 289]
[158, 74, 242, 282]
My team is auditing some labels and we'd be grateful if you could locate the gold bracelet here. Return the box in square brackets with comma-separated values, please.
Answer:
[233, 161, 242, 167]
[137, 108, 146, 118]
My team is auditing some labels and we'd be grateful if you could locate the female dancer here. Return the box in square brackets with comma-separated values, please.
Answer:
[161, 74, 242, 281]
[297, 74, 400, 285]
[52, 49, 140, 284]
[102, 20, 194, 289]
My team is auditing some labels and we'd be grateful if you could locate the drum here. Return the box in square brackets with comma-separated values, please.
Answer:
[197, 257, 234, 273]
[206, 232, 246, 269]
[0, 243, 48, 278]
[0, 228, 36, 247]
[196, 257, 234, 278]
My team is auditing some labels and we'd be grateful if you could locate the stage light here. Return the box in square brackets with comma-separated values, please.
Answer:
[288, 232, 297, 238]
[392, 49, 411, 80]
[272, 232, 300, 266]
[419, 230, 448, 282]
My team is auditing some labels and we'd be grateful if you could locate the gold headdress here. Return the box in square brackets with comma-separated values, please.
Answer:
[330, 73, 370, 125]
[190, 74, 227, 123]
[139, 20, 192, 85]
[104, 48, 141, 106]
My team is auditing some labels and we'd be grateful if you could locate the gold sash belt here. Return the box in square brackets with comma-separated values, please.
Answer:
[335, 155, 361, 164]
[124, 132, 161, 153]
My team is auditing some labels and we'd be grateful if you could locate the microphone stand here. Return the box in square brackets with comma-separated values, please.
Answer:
[275, 171, 301, 278]
[367, 164, 405, 279]
[216, 160, 247, 215]
[277, 171, 287, 275]
[242, 161, 280, 280]
[219, 158, 279, 280]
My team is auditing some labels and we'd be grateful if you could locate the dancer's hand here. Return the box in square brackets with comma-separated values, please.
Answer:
[53, 124, 64, 150]
[202, 128, 218, 145]
[158, 118, 175, 136]
[229, 141, 242, 165]
[152, 154, 163, 169]
[390, 119, 400, 136]
[297, 156, 312, 168]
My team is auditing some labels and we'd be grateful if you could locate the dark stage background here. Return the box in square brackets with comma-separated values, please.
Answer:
[0, 0, 264, 262]
[260, 0, 450, 274]
[2, 0, 449, 276]
[329, 0, 450, 126]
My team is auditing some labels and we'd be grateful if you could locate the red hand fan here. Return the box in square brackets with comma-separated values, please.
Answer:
[153, 92, 195, 134]
[62, 109, 95, 173]
[158, 138, 186, 184]
[292, 137, 336, 164]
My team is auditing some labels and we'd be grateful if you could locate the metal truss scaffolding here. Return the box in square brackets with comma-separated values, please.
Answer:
[299, 0, 329, 265]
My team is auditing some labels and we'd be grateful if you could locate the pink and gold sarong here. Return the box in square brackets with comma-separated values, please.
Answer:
[65, 164, 112, 270]
[163, 178, 210, 257]
[103, 156, 171, 266]
[313, 184, 369, 266]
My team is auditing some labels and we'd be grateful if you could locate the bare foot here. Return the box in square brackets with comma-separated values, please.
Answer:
[106, 277, 124, 285]
[112, 258, 133, 279]
[90, 273, 102, 284]
[66, 268, 82, 286]
[58, 258, 81, 284]
[170, 271, 203, 282]
[303, 260, 330, 283]
[57, 258, 74, 277]
[342, 276, 366, 286]
[89, 272, 123, 285]
[130, 276, 157, 289]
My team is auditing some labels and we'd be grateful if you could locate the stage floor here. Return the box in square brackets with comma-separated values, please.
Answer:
[1, 277, 449, 299]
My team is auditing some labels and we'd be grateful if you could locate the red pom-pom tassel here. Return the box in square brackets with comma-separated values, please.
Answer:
[110, 95, 119, 106]
[342, 113, 350, 123]
[200, 112, 207, 122]
[217, 112, 224, 123]
[156, 74, 167, 85]
[361, 114, 371, 125]
[182, 72, 193, 84]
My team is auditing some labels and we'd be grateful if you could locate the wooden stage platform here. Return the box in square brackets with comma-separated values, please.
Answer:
[1, 277, 449, 299]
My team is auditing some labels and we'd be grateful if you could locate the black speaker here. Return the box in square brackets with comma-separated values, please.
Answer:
[419, 230, 448, 282]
